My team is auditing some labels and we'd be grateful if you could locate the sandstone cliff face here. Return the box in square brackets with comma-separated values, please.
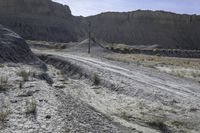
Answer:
[87, 10, 200, 50]
[0, 0, 200, 50]
[0, 0, 85, 42]
[0, 24, 40, 63]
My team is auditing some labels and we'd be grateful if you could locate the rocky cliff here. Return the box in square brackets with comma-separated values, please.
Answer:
[0, 0, 200, 50]
[0, 24, 41, 63]
[0, 0, 71, 17]
[0, 0, 86, 42]
[87, 10, 200, 50]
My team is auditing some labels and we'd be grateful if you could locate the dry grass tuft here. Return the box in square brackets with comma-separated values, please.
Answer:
[92, 73, 100, 85]
[0, 110, 11, 122]
[25, 100, 37, 116]
[0, 76, 9, 92]
[17, 70, 30, 82]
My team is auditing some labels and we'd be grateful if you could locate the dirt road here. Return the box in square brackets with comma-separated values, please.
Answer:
[34, 49, 200, 133]
[36, 50, 200, 104]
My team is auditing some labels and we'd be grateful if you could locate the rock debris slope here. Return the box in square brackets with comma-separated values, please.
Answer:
[0, 24, 40, 63]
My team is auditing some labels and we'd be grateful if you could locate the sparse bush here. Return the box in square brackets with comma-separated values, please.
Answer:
[92, 73, 100, 85]
[0, 76, 8, 85]
[60, 70, 65, 75]
[0, 64, 4, 68]
[18, 70, 30, 82]
[25, 100, 37, 116]
[0, 76, 9, 92]
[189, 107, 198, 112]
[147, 121, 165, 128]
[191, 72, 200, 78]
[171, 70, 185, 77]
[19, 81, 23, 89]
[49, 44, 68, 49]
[147, 120, 170, 132]
[0, 110, 11, 122]
[119, 111, 132, 121]
[170, 120, 184, 128]
[59, 44, 67, 49]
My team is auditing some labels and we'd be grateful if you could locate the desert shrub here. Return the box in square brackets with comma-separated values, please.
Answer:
[92, 73, 100, 85]
[0, 64, 4, 68]
[119, 111, 132, 121]
[59, 44, 67, 49]
[189, 107, 198, 112]
[170, 120, 184, 128]
[25, 100, 37, 116]
[191, 72, 200, 78]
[0, 76, 9, 92]
[0, 110, 11, 122]
[49, 44, 68, 49]
[18, 70, 30, 82]
[19, 81, 23, 89]
[147, 120, 170, 133]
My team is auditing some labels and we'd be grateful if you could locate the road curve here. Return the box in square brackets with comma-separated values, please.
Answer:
[35, 50, 200, 107]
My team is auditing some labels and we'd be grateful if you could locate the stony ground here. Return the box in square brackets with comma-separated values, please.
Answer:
[33, 48, 200, 133]
[1, 41, 200, 133]
[0, 63, 128, 133]
[104, 53, 200, 82]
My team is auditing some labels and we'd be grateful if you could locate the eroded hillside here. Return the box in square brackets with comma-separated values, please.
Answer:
[0, 0, 200, 49]
[0, 0, 85, 42]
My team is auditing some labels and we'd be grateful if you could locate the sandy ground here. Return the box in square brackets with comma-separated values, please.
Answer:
[103, 53, 200, 82]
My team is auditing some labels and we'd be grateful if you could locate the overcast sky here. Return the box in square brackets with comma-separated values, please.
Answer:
[53, 0, 200, 16]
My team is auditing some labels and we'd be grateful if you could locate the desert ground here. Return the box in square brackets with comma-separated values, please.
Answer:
[3, 40, 196, 133]
[1, 1, 200, 132]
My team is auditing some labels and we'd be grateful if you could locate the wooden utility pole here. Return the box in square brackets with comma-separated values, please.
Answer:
[88, 21, 91, 54]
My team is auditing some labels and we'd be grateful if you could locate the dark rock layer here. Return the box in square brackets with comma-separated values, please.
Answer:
[0, 24, 41, 63]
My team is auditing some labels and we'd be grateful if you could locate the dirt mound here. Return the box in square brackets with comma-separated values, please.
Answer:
[68, 38, 111, 55]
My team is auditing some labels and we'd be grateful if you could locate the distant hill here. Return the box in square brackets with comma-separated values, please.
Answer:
[0, 0, 200, 50]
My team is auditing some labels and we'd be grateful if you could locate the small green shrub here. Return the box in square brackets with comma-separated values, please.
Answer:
[25, 100, 37, 116]
[0, 64, 4, 68]
[189, 107, 198, 112]
[0, 76, 9, 92]
[170, 120, 184, 128]
[18, 70, 30, 82]
[0, 110, 11, 122]
[191, 72, 200, 78]
[119, 111, 132, 121]
[147, 120, 169, 132]
[19, 81, 23, 89]
[59, 44, 67, 49]
[92, 73, 100, 85]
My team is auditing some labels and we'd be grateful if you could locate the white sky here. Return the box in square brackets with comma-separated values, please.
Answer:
[53, 0, 200, 16]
